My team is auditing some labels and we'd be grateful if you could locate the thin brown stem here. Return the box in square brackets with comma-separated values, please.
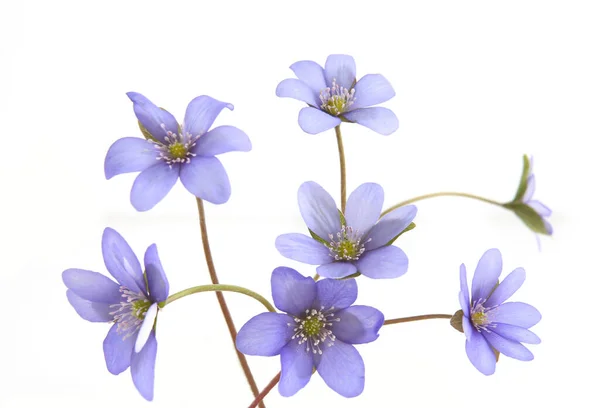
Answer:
[248, 372, 281, 408]
[335, 125, 347, 213]
[380, 191, 504, 217]
[384, 314, 452, 325]
[196, 198, 264, 408]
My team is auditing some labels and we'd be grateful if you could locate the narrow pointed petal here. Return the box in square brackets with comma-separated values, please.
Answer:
[333, 306, 384, 344]
[355, 246, 408, 279]
[131, 331, 158, 401]
[297, 181, 341, 240]
[482, 331, 534, 361]
[135, 303, 158, 353]
[364, 205, 417, 250]
[528, 200, 552, 217]
[351, 74, 395, 110]
[104, 137, 158, 179]
[342, 107, 399, 135]
[491, 323, 541, 344]
[485, 267, 525, 307]
[462, 315, 473, 340]
[298, 107, 341, 134]
[180, 156, 231, 204]
[344, 183, 384, 236]
[523, 175, 535, 202]
[315, 278, 358, 310]
[465, 331, 496, 375]
[543, 219, 553, 235]
[279, 341, 314, 397]
[276, 78, 320, 107]
[130, 162, 179, 212]
[324, 54, 356, 90]
[192, 125, 251, 157]
[275, 233, 332, 265]
[127, 92, 178, 140]
[471, 249, 502, 302]
[271, 267, 316, 316]
[290, 60, 327, 94]
[491, 302, 542, 328]
[66, 290, 113, 322]
[315, 341, 364, 397]
[103, 324, 136, 375]
[183, 95, 233, 137]
[317, 262, 357, 279]
[459, 264, 471, 318]
[144, 244, 169, 303]
[237, 312, 295, 357]
[102, 228, 145, 293]
[62, 269, 121, 304]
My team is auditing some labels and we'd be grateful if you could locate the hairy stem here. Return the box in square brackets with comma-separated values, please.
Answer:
[335, 125, 347, 213]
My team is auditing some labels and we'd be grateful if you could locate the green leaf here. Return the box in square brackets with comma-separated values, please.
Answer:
[308, 229, 329, 245]
[450, 309, 464, 333]
[512, 154, 531, 202]
[338, 209, 346, 226]
[385, 222, 416, 246]
[503, 202, 550, 235]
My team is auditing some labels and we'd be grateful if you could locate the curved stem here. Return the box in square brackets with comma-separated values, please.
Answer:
[335, 125, 347, 213]
[384, 314, 452, 325]
[381, 191, 504, 217]
[160, 284, 275, 311]
[196, 198, 265, 408]
[249, 372, 281, 408]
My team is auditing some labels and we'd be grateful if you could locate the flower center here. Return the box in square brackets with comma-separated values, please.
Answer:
[150, 124, 200, 167]
[110, 287, 151, 339]
[291, 308, 340, 355]
[326, 225, 370, 261]
[319, 78, 356, 116]
[470, 299, 497, 332]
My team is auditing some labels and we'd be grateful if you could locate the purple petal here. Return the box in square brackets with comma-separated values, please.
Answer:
[66, 290, 113, 322]
[130, 162, 179, 212]
[236, 312, 295, 356]
[351, 74, 395, 110]
[465, 331, 496, 375]
[528, 200, 552, 217]
[62, 269, 121, 304]
[290, 60, 327, 95]
[279, 341, 314, 397]
[543, 219, 553, 235]
[183, 95, 233, 137]
[271, 267, 316, 316]
[482, 331, 534, 361]
[471, 249, 502, 302]
[355, 245, 408, 279]
[317, 262, 357, 279]
[523, 175, 535, 202]
[192, 125, 251, 157]
[314, 278, 358, 310]
[104, 137, 158, 180]
[344, 183, 384, 236]
[144, 244, 169, 303]
[179, 156, 231, 204]
[332, 306, 383, 344]
[324, 54, 356, 90]
[462, 314, 473, 340]
[135, 303, 158, 353]
[315, 341, 364, 397]
[365, 205, 417, 251]
[342, 107, 399, 135]
[485, 267, 525, 307]
[490, 323, 541, 344]
[491, 302, 542, 328]
[459, 264, 471, 318]
[298, 107, 341, 134]
[102, 228, 145, 293]
[127, 92, 178, 140]
[276, 78, 320, 107]
[275, 234, 333, 265]
[103, 323, 135, 375]
[131, 330, 158, 401]
[297, 181, 341, 240]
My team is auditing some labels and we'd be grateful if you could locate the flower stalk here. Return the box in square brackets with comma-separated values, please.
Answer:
[381, 191, 504, 217]
[248, 372, 281, 408]
[335, 125, 347, 213]
[159, 284, 275, 311]
[383, 314, 452, 325]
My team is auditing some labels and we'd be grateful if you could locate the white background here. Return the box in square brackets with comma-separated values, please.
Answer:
[1, 0, 598, 407]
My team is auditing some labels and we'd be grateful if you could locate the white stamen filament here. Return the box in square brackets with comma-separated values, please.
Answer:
[319, 78, 356, 116]
[288, 307, 340, 355]
[325, 225, 370, 261]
